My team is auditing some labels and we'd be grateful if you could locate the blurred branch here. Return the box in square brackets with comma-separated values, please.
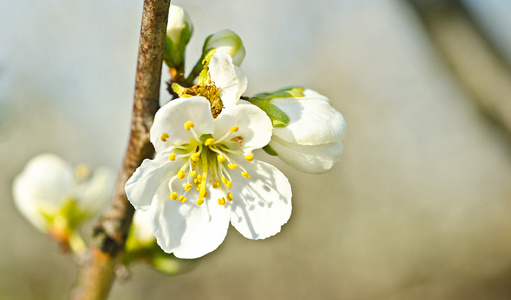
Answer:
[408, 0, 511, 135]
[71, 0, 171, 299]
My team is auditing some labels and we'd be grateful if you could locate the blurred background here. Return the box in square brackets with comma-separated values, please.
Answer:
[2, 0, 511, 299]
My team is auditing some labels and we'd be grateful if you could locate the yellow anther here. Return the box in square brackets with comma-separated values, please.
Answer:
[184, 121, 194, 130]
[179, 195, 187, 202]
[189, 170, 197, 177]
[184, 184, 192, 191]
[226, 181, 232, 188]
[196, 185, 201, 191]
[177, 170, 186, 179]
[228, 164, 237, 169]
[229, 126, 239, 132]
[212, 181, 220, 189]
[168, 153, 177, 161]
[197, 174, 202, 180]
[170, 192, 178, 200]
[227, 193, 233, 201]
[204, 191, 208, 197]
[217, 155, 227, 163]
[244, 155, 254, 162]
[196, 198, 205, 205]
[205, 138, 215, 146]
[193, 178, 199, 184]
[191, 152, 201, 161]
[75, 164, 90, 180]
[161, 132, 170, 142]
[218, 197, 226, 206]
[191, 163, 196, 168]
[241, 172, 251, 179]
[221, 176, 228, 184]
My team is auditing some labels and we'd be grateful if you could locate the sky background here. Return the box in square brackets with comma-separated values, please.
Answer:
[1, 0, 511, 299]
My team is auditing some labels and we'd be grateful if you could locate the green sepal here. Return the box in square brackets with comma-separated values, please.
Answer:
[163, 23, 193, 69]
[172, 83, 186, 96]
[263, 144, 278, 156]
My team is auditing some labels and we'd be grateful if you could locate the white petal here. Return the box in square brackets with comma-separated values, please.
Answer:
[269, 136, 344, 174]
[125, 154, 183, 211]
[209, 49, 246, 107]
[131, 210, 156, 244]
[214, 102, 272, 152]
[76, 167, 115, 216]
[150, 183, 231, 259]
[150, 97, 214, 153]
[12, 154, 75, 231]
[229, 159, 292, 240]
[272, 93, 347, 145]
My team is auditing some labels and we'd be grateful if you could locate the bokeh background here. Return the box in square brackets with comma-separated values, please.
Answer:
[2, 0, 511, 299]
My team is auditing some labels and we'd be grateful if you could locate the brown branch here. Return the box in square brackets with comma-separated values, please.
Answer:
[71, 0, 171, 299]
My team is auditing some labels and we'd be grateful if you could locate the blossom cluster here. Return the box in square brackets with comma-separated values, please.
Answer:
[125, 5, 347, 259]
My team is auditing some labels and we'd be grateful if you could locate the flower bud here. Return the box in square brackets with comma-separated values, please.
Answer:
[249, 88, 347, 173]
[12, 153, 114, 238]
[164, 5, 194, 68]
[203, 29, 245, 66]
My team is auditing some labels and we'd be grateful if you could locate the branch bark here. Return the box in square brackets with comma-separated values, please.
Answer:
[72, 0, 171, 299]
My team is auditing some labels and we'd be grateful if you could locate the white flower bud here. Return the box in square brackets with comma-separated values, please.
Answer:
[164, 5, 194, 68]
[203, 29, 246, 66]
[251, 88, 347, 173]
[12, 153, 115, 234]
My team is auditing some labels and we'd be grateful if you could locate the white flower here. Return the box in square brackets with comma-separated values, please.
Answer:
[203, 29, 246, 66]
[12, 153, 115, 233]
[251, 88, 347, 173]
[125, 96, 292, 259]
[174, 48, 247, 110]
[130, 210, 156, 245]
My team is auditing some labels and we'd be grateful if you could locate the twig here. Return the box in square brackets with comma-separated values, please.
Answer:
[71, 0, 171, 299]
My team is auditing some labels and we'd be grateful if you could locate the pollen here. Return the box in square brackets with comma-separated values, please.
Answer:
[177, 170, 186, 179]
[168, 153, 177, 161]
[227, 192, 233, 201]
[196, 198, 205, 205]
[189, 170, 197, 177]
[205, 138, 215, 146]
[191, 152, 201, 161]
[244, 155, 254, 161]
[170, 192, 178, 200]
[229, 126, 239, 132]
[161, 132, 169, 142]
[184, 184, 192, 191]
[218, 197, 226, 206]
[178, 195, 187, 202]
[217, 155, 226, 163]
[241, 172, 251, 179]
[184, 121, 194, 130]
[228, 164, 237, 169]
[212, 181, 221, 189]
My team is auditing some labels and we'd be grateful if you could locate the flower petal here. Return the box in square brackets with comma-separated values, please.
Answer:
[214, 102, 272, 151]
[150, 183, 231, 259]
[269, 136, 344, 173]
[76, 166, 115, 215]
[209, 49, 247, 107]
[12, 153, 75, 231]
[229, 159, 292, 240]
[272, 89, 347, 145]
[126, 154, 183, 211]
[150, 97, 214, 153]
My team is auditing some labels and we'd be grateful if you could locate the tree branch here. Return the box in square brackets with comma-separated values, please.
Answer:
[71, 0, 171, 299]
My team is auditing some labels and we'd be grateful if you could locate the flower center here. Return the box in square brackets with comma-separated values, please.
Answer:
[161, 121, 254, 206]
[182, 82, 223, 118]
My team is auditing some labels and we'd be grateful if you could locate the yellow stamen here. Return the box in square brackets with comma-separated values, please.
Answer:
[205, 138, 215, 146]
[218, 197, 226, 206]
[227, 193, 233, 201]
[168, 153, 176, 161]
[217, 155, 226, 163]
[244, 155, 254, 161]
[170, 192, 178, 200]
[204, 191, 208, 197]
[196, 198, 204, 205]
[197, 174, 202, 181]
[191, 163, 196, 168]
[177, 170, 186, 179]
[161, 132, 169, 142]
[197, 151, 208, 205]
[184, 121, 194, 130]
[184, 184, 192, 191]
[212, 181, 220, 189]
[193, 178, 199, 184]
[196, 185, 200, 191]
[221, 176, 228, 184]
[191, 152, 200, 161]
[228, 164, 237, 169]
[241, 172, 251, 179]
[226, 181, 232, 188]
[179, 195, 187, 202]
[229, 126, 239, 132]
[189, 170, 197, 177]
